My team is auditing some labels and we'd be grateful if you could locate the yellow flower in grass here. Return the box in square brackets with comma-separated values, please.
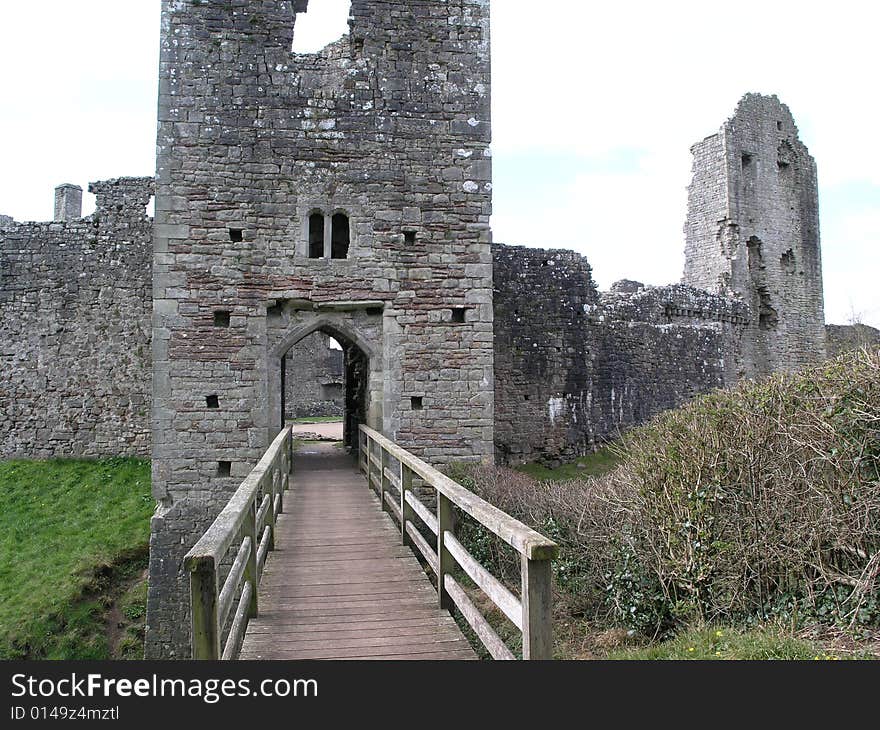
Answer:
[688, 647, 695, 652]
[715, 630, 724, 637]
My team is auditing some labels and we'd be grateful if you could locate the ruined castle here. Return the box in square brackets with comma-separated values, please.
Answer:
[1, 0, 873, 658]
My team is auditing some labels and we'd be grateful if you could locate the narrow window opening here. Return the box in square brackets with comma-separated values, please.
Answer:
[217, 461, 232, 477]
[758, 288, 779, 331]
[206, 394, 220, 409]
[404, 230, 417, 245]
[331, 213, 350, 259]
[411, 397, 424, 411]
[452, 308, 466, 324]
[747, 236, 764, 271]
[776, 121, 783, 131]
[308, 213, 324, 258]
[229, 228, 243, 243]
[213, 310, 231, 328]
[741, 152, 753, 168]
[353, 37, 365, 54]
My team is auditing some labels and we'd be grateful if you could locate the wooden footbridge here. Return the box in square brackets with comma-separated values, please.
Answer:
[185, 425, 558, 661]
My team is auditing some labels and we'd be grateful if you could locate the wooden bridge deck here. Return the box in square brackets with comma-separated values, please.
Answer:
[239, 442, 476, 660]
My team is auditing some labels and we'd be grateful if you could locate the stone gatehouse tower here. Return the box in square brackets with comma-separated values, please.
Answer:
[146, 0, 494, 658]
[684, 94, 826, 378]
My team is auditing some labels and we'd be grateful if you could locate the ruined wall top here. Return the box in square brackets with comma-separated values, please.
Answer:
[90, 177, 155, 217]
[683, 92, 826, 376]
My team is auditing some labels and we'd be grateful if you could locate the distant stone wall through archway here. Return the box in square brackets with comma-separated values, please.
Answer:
[266, 304, 384, 451]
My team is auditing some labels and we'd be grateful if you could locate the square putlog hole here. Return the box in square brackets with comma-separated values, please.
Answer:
[404, 230, 417, 245]
[213, 310, 231, 327]
[206, 394, 220, 409]
[229, 228, 243, 243]
[411, 397, 424, 411]
[452, 308, 467, 323]
[217, 461, 232, 477]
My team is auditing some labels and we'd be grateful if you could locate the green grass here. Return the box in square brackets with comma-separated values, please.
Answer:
[0, 458, 153, 659]
[290, 416, 343, 424]
[606, 626, 863, 661]
[515, 446, 620, 481]
[115, 576, 149, 660]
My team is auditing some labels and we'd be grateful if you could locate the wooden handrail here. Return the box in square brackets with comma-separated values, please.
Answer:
[358, 424, 559, 660]
[185, 426, 293, 660]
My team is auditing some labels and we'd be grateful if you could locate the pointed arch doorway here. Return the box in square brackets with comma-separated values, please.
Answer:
[267, 311, 383, 453]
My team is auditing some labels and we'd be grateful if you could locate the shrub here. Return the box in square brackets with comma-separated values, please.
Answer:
[454, 347, 880, 636]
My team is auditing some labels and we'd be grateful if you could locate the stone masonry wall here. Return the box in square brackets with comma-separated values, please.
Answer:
[0, 178, 154, 459]
[684, 94, 826, 378]
[493, 244, 749, 465]
[283, 331, 344, 419]
[147, 0, 494, 657]
[826, 324, 880, 357]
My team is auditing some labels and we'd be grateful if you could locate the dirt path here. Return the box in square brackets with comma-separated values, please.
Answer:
[291, 421, 343, 441]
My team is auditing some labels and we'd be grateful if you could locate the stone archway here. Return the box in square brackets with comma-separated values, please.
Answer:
[266, 309, 384, 451]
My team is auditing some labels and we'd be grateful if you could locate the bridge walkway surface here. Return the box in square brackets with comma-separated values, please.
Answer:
[239, 442, 476, 660]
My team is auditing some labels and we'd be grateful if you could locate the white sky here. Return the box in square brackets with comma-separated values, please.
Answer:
[0, 0, 876, 327]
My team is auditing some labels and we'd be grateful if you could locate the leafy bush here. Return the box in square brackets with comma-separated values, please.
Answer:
[454, 347, 880, 636]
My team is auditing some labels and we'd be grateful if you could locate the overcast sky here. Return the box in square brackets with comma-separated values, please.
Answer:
[0, 1, 876, 327]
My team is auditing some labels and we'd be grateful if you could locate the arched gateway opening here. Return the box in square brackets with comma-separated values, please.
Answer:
[266, 312, 382, 453]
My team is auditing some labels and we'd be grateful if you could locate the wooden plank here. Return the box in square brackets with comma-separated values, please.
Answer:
[239, 440, 475, 661]
[244, 614, 459, 635]
[260, 580, 430, 599]
[217, 536, 251, 631]
[437, 493, 454, 610]
[342, 651, 477, 661]
[405, 491, 438, 535]
[242, 625, 468, 649]
[406, 521, 439, 575]
[445, 574, 515, 661]
[189, 557, 219, 660]
[521, 555, 553, 660]
[240, 638, 473, 661]
[359, 425, 558, 561]
[444, 530, 523, 631]
[256, 525, 271, 577]
[383, 490, 403, 524]
[222, 581, 253, 661]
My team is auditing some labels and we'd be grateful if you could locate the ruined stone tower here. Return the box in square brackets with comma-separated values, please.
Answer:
[683, 93, 826, 379]
[146, 0, 494, 658]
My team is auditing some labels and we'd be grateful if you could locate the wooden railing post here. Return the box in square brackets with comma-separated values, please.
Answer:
[288, 428, 294, 477]
[243, 502, 259, 618]
[521, 555, 553, 660]
[437, 493, 455, 611]
[189, 557, 220, 660]
[379, 446, 389, 513]
[267, 472, 277, 552]
[400, 464, 414, 547]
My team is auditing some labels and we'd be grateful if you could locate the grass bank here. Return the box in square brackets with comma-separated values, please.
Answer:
[0, 458, 153, 659]
[516, 446, 620, 482]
